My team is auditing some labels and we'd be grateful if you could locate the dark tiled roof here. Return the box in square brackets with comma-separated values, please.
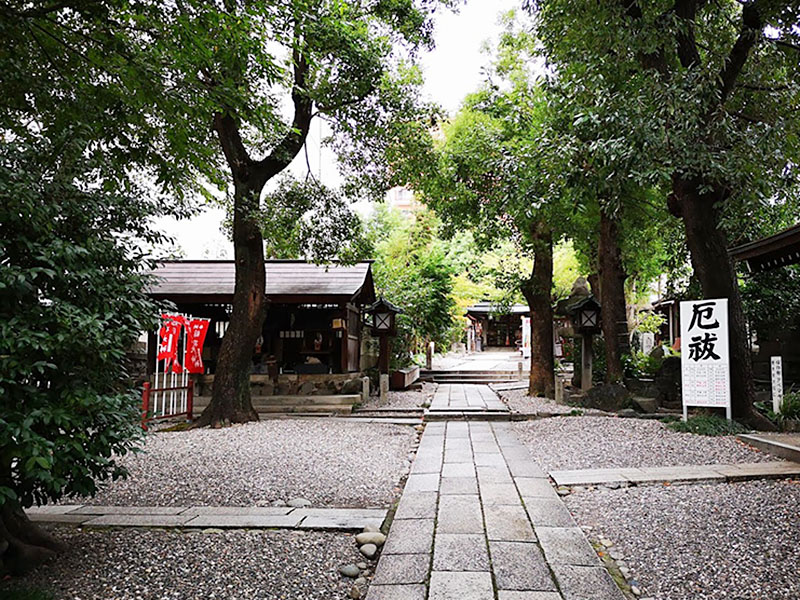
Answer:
[729, 224, 800, 272]
[148, 260, 374, 301]
[466, 301, 530, 316]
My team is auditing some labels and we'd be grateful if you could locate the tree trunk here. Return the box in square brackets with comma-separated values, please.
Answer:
[0, 501, 64, 575]
[196, 184, 265, 427]
[196, 51, 311, 427]
[522, 223, 555, 398]
[670, 178, 773, 429]
[598, 210, 629, 383]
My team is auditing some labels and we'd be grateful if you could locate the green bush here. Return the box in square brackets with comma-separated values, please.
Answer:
[0, 587, 54, 600]
[668, 415, 747, 436]
[779, 391, 800, 420]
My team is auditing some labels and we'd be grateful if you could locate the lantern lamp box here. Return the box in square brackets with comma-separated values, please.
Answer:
[679, 299, 731, 421]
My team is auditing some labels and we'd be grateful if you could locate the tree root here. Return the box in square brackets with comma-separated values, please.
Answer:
[0, 503, 63, 576]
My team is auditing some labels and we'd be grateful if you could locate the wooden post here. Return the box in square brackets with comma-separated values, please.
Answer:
[379, 334, 390, 374]
[581, 334, 593, 392]
[141, 382, 151, 431]
[186, 380, 194, 422]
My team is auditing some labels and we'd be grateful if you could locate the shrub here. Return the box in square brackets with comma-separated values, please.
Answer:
[668, 415, 747, 436]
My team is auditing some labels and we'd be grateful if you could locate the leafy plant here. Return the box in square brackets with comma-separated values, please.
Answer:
[0, 587, 54, 600]
[668, 415, 747, 436]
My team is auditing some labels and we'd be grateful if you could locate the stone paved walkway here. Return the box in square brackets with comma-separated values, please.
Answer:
[27, 504, 386, 531]
[429, 384, 508, 413]
[368, 419, 624, 600]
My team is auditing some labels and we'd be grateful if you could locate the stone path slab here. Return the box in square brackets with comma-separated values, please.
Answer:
[27, 505, 386, 531]
[550, 460, 800, 487]
[368, 405, 625, 600]
[429, 384, 509, 413]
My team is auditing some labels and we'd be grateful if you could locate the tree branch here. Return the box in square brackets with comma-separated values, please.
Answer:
[673, 0, 702, 68]
[253, 45, 313, 185]
[212, 112, 254, 180]
[718, 2, 763, 105]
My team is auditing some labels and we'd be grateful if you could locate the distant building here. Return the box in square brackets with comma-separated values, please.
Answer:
[386, 186, 422, 217]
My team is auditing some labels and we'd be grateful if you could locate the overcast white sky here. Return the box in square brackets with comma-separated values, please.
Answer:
[160, 0, 520, 259]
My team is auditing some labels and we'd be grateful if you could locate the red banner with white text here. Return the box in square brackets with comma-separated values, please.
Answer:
[158, 314, 185, 373]
[184, 319, 210, 374]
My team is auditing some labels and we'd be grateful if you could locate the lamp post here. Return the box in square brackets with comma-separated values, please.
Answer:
[569, 297, 602, 391]
[365, 297, 402, 402]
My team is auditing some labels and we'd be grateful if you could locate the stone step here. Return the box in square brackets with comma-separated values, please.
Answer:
[193, 404, 353, 416]
[194, 394, 360, 407]
[425, 411, 511, 422]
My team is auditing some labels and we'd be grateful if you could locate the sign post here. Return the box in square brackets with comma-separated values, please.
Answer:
[771, 356, 784, 414]
[680, 299, 731, 421]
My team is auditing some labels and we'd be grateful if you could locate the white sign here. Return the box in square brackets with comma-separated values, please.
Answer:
[521, 316, 531, 359]
[680, 299, 731, 420]
[641, 332, 655, 356]
[771, 356, 784, 413]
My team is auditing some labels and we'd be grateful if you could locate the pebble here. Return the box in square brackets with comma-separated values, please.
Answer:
[610, 549, 623, 560]
[362, 524, 380, 533]
[339, 564, 360, 578]
[567, 480, 800, 600]
[11, 527, 366, 599]
[511, 416, 774, 473]
[75, 420, 416, 508]
[272, 499, 287, 507]
[355, 532, 386, 547]
[600, 538, 614, 548]
[356, 562, 367, 570]
[349, 585, 362, 599]
[557, 487, 571, 496]
[631, 585, 642, 596]
[359, 543, 377, 558]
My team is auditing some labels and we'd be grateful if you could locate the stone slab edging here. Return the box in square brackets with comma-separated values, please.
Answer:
[738, 434, 800, 463]
[26, 505, 387, 531]
[549, 460, 800, 487]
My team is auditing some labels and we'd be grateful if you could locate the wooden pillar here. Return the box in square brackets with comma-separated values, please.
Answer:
[379, 334, 390, 374]
[581, 334, 593, 391]
[340, 307, 348, 374]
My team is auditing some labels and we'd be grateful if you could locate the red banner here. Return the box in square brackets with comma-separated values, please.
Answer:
[184, 319, 210, 374]
[158, 314, 185, 372]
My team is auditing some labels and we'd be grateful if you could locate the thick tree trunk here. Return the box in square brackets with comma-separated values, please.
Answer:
[196, 185, 265, 427]
[522, 223, 555, 398]
[670, 178, 773, 429]
[598, 210, 629, 383]
[0, 502, 63, 575]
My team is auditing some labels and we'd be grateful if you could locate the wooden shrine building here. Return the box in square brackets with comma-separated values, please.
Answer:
[147, 260, 375, 375]
[465, 301, 531, 350]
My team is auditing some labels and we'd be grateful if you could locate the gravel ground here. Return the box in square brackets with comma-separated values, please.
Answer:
[565, 480, 800, 600]
[512, 416, 775, 472]
[3, 526, 364, 600]
[361, 383, 435, 410]
[76, 419, 415, 507]
[497, 388, 578, 415]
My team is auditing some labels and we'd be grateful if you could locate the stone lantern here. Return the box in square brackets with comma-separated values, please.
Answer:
[365, 297, 403, 402]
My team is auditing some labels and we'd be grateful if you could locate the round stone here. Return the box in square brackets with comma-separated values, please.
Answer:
[356, 532, 386, 547]
[349, 585, 362, 599]
[356, 562, 368, 570]
[362, 524, 381, 533]
[338, 564, 360, 578]
[359, 543, 378, 558]
[600, 538, 614, 548]
[287, 497, 312, 508]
